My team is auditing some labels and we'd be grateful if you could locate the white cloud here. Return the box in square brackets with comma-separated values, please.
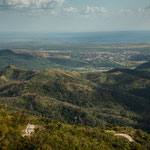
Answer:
[117, 7, 150, 17]
[62, 6, 109, 17]
[0, 0, 66, 10]
[137, 8, 145, 13]
[63, 7, 78, 14]
[83, 6, 108, 15]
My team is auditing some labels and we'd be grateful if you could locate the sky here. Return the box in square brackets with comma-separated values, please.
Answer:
[0, 0, 150, 32]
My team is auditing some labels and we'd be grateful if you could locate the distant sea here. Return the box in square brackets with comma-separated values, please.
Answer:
[0, 31, 150, 42]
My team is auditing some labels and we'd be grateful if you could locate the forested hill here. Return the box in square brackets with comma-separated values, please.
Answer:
[0, 65, 150, 132]
[0, 49, 87, 71]
[1, 107, 150, 150]
[136, 61, 150, 70]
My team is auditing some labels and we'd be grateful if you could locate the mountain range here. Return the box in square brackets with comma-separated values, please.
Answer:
[1, 49, 150, 149]
[0, 61, 150, 132]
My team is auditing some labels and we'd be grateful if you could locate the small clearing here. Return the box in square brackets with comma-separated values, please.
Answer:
[22, 124, 35, 137]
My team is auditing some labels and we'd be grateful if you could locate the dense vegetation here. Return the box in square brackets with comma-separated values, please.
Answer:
[136, 61, 150, 70]
[0, 65, 150, 133]
[1, 40, 150, 149]
[0, 107, 150, 150]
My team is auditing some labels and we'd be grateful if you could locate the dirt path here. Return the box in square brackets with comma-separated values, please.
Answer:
[115, 134, 134, 142]
[22, 124, 35, 137]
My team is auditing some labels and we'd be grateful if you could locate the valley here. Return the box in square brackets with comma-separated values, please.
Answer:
[0, 42, 150, 72]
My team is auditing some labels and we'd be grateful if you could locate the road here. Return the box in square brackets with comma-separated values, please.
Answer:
[115, 134, 134, 142]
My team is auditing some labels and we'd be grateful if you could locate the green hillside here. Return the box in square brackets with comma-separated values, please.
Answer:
[0, 49, 86, 71]
[0, 49, 57, 70]
[0, 107, 150, 150]
[136, 61, 150, 70]
[0, 66, 150, 132]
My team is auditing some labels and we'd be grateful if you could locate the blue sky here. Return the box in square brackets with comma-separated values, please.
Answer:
[0, 0, 150, 32]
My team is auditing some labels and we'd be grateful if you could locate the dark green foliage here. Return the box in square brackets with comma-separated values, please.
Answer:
[0, 49, 59, 70]
[48, 57, 87, 67]
[0, 66, 150, 132]
[0, 108, 150, 150]
[0, 49, 87, 71]
[136, 61, 150, 70]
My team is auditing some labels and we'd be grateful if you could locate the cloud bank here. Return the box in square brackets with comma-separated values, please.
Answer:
[63, 7, 79, 14]
[0, 0, 66, 10]
[63, 6, 108, 16]
[84, 6, 108, 15]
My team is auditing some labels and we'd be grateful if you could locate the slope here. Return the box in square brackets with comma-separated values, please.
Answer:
[0, 66, 150, 131]
[0, 49, 87, 70]
[1, 108, 150, 150]
[136, 61, 150, 70]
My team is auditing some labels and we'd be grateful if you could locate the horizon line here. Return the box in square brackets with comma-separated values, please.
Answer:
[1, 30, 150, 34]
